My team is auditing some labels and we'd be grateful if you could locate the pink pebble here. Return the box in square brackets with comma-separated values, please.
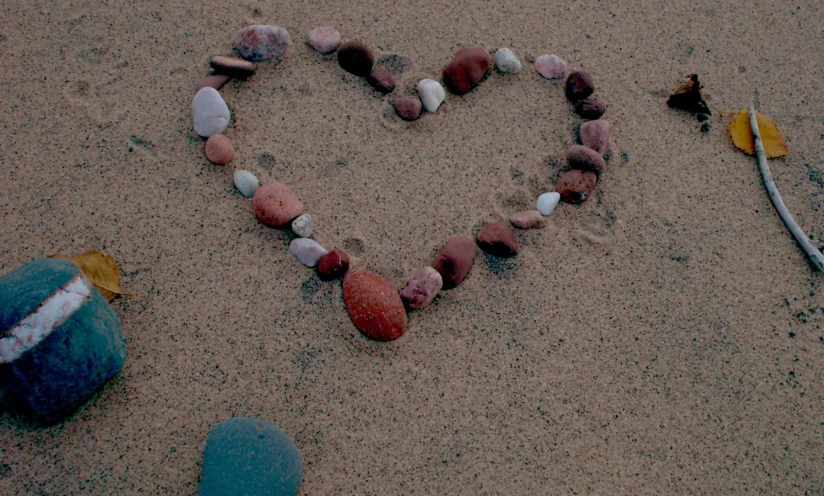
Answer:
[307, 26, 341, 54]
[204, 134, 234, 165]
[400, 267, 443, 310]
[535, 54, 568, 80]
[234, 25, 289, 62]
[509, 210, 546, 229]
[580, 119, 611, 157]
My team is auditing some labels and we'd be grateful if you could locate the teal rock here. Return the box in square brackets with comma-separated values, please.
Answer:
[199, 417, 303, 496]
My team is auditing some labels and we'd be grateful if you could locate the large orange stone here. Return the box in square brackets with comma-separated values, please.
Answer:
[343, 269, 407, 341]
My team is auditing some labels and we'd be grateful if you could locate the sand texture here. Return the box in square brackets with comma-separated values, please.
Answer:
[1, 0, 823, 493]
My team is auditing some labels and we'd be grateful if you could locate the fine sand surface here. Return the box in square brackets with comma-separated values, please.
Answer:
[1, 0, 823, 493]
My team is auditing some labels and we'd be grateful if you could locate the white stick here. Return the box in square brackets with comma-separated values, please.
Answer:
[749, 106, 824, 271]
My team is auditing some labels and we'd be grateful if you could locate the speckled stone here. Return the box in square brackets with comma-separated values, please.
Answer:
[556, 169, 597, 204]
[400, 267, 443, 310]
[494, 48, 521, 74]
[234, 25, 289, 62]
[567, 144, 606, 175]
[343, 269, 407, 341]
[291, 214, 313, 238]
[251, 182, 303, 228]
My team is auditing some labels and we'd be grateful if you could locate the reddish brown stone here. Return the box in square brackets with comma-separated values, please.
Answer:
[556, 169, 597, 204]
[566, 71, 594, 102]
[251, 182, 303, 227]
[476, 223, 519, 257]
[337, 40, 375, 77]
[566, 145, 606, 175]
[316, 249, 350, 280]
[442, 47, 492, 95]
[366, 67, 396, 94]
[574, 98, 605, 119]
[400, 267, 442, 310]
[343, 269, 407, 341]
[394, 97, 422, 121]
[433, 236, 477, 289]
[210, 56, 255, 78]
[204, 134, 234, 165]
[195, 74, 230, 92]
[509, 210, 546, 229]
[580, 119, 611, 156]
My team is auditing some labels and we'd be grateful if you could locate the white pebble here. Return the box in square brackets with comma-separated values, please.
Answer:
[537, 192, 561, 215]
[535, 54, 568, 80]
[192, 87, 230, 137]
[291, 214, 313, 237]
[494, 48, 521, 74]
[289, 238, 328, 267]
[417, 79, 445, 112]
[233, 170, 260, 198]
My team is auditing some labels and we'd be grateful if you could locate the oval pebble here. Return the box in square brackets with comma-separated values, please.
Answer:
[209, 56, 255, 78]
[307, 26, 341, 54]
[476, 222, 519, 257]
[536, 192, 561, 216]
[366, 67, 396, 94]
[494, 48, 521, 74]
[195, 74, 230, 92]
[433, 236, 476, 289]
[192, 87, 230, 137]
[343, 269, 407, 341]
[580, 119, 611, 156]
[317, 249, 350, 280]
[234, 25, 289, 62]
[417, 79, 445, 113]
[509, 210, 546, 229]
[566, 71, 595, 101]
[442, 47, 492, 95]
[556, 169, 597, 204]
[252, 182, 303, 227]
[394, 97, 422, 121]
[337, 40, 375, 76]
[535, 54, 568, 80]
[289, 238, 327, 267]
[204, 134, 234, 165]
[233, 170, 260, 198]
[400, 267, 443, 310]
[567, 144, 606, 175]
[291, 214, 313, 238]
[574, 98, 606, 119]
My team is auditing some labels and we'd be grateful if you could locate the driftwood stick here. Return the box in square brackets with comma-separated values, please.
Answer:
[749, 106, 824, 271]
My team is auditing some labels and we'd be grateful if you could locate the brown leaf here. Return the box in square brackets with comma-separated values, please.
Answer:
[667, 74, 711, 115]
[51, 250, 133, 302]
[729, 108, 789, 158]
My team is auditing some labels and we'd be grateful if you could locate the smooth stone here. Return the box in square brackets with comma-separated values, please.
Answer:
[433, 236, 476, 289]
[509, 210, 546, 229]
[574, 98, 606, 119]
[566, 71, 595, 101]
[567, 144, 606, 175]
[394, 97, 422, 121]
[291, 214, 313, 238]
[476, 223, 519, 257]
[536, 192, 561, 216]
[417, 79, 445, 112]
[343, 269, 407, 341]
[580, 119, 611, 156]
[289, 238, 327, 267]
[209, 56, 255, 78]
[400, 267, 443, 310]
[307, 26, 341, 54]
[233, 170, 260, 198]
[337, 40, 375, 76]
[234, 25, 289, 62]
[316, 249, 350, 280]
[443, 47, 492, 95]
[199, 417, 302, 496]
[192, 87, 231, 137]
[494, 48, 521, 74]
[252, 182, 303, 227]
[366, 67, 396, 94]
[556, 169, 597, 204]
[195, 74, 230, 92]
[535, 54, 568, 80]
[204, 134, 234, 165]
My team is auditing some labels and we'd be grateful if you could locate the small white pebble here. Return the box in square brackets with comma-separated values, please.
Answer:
[289, 238, 328, 267]
[494, 48, 521, 74]
[417, 79, 445, 112]
[233, 170, 260, 198]
[291, 214, 313, 237]
[537, 192, 561, 215]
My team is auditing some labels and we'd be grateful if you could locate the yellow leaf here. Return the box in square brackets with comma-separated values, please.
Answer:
[729, 108, 789, 158]
[51, 250, 133, 302]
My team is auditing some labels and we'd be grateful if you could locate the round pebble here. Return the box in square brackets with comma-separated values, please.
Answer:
[192, 87, 230, 137]
[307, 26, 341, 54]
[366, 68, 396, 94]
[580, 119, 611, 156]
[291, 214, 313, 237]
[400, 267, 443, 310]
[195, 74, 230, 92]
[251, 182, 303, 227]
[536, 192, 561, 216]
[566, 71, 595, 101]
[535, 54, 568, 80]
[317, 249, 350, 280]
[210, 56, 255, 78]
[494, 48, 521, 74]
[442, 46, 492, 95]
[337, 40, 375, 76]
[509, 210, 546, 229]
[204, 134, 234, 165]
[556, 169, 597, 204]
[567, 144, 606, 175]
[289, 238, 327, 267]
[417, 79, 445, 112]
[394, 97, 422, 121]
[433, 236, 476, 289]
[574, 98, 606, 119]
[476, 223, 519, 257]
[234, 25, 289, 62]
[343, 269, 407, 341]
[233, 170, 260, 198]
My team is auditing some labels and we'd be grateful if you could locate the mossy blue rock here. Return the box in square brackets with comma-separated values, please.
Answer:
[199, 417, 303, 496]
[0, 258, 127, 422]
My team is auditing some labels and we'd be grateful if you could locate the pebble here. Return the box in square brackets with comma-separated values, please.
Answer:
[574, 98, 606, 119]
[316, 249, 350, 280]
[337, 40, 375, 76]
[494, 48, 521, 74]
[366, 67, 396, 94]
[394, 97, 422, 121]
[535, 54, 568, 80]
[210, 55, 256, 78]
[307, 26, 341, 54]
[566, 71, 595, 101]
[291, 214, 313, 237]
[556, 169, 597, 204]
[195, 74, 230, 92]
[204, 134, 234, 165]
[442, 47, 492, 95]
[343, 269, 407, 341]
[567, 144, 606, 175]
[234, 25, 289, 62]
[509, 210, 546, 229]
[433, 236, 476, 289]
[536, 192, 561, 216]
[289, 238, 328, 267]
[233, 170, 261, 198]
[199, 417, 302, 496]
[580, 119, 611, 156]
[192, 87, 231, 137]
[251, 182, 303, 227]
[400, 267, 443, 310]
[417, 79, 445, 112]
[476, 223, 519, 257]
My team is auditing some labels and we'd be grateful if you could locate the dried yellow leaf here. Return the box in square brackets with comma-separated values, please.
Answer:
[52, 250, 133, 302]
[729, 108, 789, 158]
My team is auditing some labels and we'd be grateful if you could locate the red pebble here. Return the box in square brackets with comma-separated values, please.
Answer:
[433, 236, 477, 289]
[204, 134, 235, 165]
[366, 67, 396, 94]
[566, 145, 606, 175]
[343, 269, 408, 341]
[476, 223, 519, 257]
[338, 40, 375, 77]
[316, 249, 350, 280]
[556, 169, 597, 204]
[442, 47, 492, 95]
[251, 182, 303, 227]
[565, 71, 595, 102]
[394, 97, 422, 121]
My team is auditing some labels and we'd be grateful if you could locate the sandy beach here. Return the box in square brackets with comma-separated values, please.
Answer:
[1, 0, 823, 493]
